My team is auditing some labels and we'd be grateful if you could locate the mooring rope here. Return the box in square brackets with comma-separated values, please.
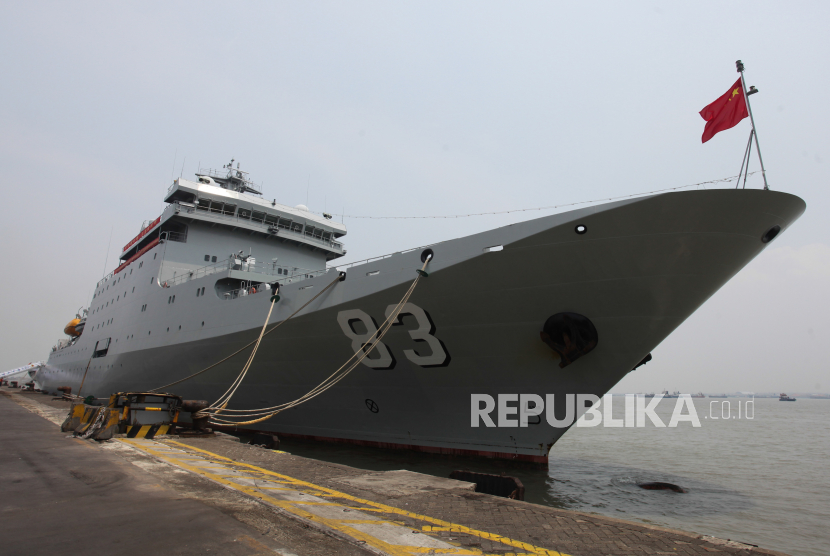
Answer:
[203, 257, 431, 426]
[149, 273, 343, 393]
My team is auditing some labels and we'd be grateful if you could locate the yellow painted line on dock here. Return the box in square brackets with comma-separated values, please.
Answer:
[122, 439, 481, 556]
[148, 440, 569, 556]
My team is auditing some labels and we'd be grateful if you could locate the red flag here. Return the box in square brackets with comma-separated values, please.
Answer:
[699, 78, 749, 143]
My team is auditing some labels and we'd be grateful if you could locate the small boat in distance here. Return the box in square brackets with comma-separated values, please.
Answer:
[779, 393, 796, 402]
[709, 394, 728, 398]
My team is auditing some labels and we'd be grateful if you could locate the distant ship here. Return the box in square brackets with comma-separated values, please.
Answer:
[779, 393, 796, 402]
[709, 394, 728, 398]
[690, 392, 705, 398]
[661, 390, 681, 399]
[34, 161, 805, 463]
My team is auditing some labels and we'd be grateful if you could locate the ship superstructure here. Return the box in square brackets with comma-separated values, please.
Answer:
[38, 162, 805, 462]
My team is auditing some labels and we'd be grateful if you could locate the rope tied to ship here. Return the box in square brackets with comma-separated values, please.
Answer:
[202, 256, 432, 426]
[149, 272, 344, 393]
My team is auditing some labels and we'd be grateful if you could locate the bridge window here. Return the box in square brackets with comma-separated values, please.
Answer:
[238, 208, 251, 220]
[205, 255, 210, 261]
[211, 256, 217, 263]
[252, 211, 266, 224]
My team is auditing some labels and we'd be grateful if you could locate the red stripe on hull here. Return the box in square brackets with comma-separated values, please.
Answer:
[114, 237, 160, 275]
[208, 424, 549, 465]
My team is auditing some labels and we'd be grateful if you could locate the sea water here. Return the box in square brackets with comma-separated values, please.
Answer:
[264, 397, 830, 556]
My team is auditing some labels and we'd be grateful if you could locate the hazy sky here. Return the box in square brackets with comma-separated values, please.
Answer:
[1, 2, 827, 392]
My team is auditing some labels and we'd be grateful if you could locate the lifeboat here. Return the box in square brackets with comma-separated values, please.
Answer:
[64, 318, 83, 337]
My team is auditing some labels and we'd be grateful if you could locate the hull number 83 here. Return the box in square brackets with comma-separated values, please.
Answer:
[337, 303, 451, 370]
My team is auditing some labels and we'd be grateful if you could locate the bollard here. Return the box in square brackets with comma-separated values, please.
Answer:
[180, 400, 213, 436]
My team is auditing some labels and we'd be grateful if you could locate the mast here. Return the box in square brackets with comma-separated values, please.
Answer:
[736, 60, 769, 190]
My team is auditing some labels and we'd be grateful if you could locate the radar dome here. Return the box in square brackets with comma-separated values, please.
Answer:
[295, 204, 309, 211]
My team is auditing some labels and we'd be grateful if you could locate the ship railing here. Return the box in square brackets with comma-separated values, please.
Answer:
[161, 230, 187, 243]
[197, 167, 263, 194]
[97, 270, 115, 288]
[220, 284, 270, 301]
[161, 257, 327, 288]
[181, 202, 344, 252]
[331, 242, 439, 271]
[219, 268, 332, 301]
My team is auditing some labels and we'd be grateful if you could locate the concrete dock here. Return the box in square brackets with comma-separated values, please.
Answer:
[1, 388, 788, 556]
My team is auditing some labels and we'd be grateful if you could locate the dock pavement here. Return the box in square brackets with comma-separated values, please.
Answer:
[1, 388, 789, 556]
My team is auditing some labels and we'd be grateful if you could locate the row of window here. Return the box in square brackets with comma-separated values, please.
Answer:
[195, 200, 333, 241]
[204, 255, 218, 262]
[94, 321, 209, 352]
[93, 254, 155, 299]
[92, 286, 138, 315]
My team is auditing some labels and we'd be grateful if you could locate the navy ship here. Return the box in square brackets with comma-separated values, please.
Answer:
[37, 161, 805, 462]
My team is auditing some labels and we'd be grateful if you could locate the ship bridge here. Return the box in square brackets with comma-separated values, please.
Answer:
[120, 171, 346, 262]
[115, 162, 347, 289]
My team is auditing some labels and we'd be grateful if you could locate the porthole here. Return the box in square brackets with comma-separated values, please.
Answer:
[761, 225, 781, 244]
[421, 248, 434, 263]
[167, 327, 169, 332]
[201, 321, 205, 326]
[575, 224, 587, 235]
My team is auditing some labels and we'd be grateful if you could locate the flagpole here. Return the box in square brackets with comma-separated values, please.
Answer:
[736, 60, 769, 190]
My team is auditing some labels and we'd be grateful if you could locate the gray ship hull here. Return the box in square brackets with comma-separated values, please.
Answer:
[39, 189, 805, 462]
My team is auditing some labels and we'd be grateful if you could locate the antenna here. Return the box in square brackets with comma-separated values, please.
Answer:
[101, 225, 114, 278]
